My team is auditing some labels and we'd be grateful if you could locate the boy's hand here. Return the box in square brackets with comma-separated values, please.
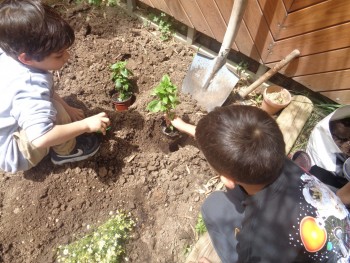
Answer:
[165, 115, 196, 137]
[66, 105, 85, 121]
[83, 112, 110, 135]
[169, 116, 187, 130]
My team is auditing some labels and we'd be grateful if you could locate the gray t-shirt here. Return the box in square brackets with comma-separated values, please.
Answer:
[0, 50, 56, 173]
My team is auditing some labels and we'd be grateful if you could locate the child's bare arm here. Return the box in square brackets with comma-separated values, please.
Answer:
[170, 117, 196, 137]
[31, 112, 110, 148]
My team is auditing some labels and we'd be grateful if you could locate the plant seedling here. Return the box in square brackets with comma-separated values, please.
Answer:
[96, 126, 111, 134]
[146, 74, 180, 129]
[236, 61, 249, 77]
[87, 0, 102, 5]
[150, 13, 173, 41]
[110, 61, 133, 102]
[195, 213, 207, 237]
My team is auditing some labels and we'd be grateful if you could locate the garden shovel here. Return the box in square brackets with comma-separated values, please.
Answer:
[182, 0, 248, 112]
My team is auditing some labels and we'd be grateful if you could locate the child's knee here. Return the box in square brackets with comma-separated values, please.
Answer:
[201, 191, 227, 223]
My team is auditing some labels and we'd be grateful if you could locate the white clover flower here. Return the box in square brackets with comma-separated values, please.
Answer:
[63, 248, 69, 255]
[106, 247, 115, 259]
[98, 239, 106, 250]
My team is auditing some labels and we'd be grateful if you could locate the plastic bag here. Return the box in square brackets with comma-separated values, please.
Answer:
[306, 105, 350, 177]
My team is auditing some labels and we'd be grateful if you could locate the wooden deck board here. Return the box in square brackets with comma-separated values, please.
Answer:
[185, 232, 221, 263]
[276, 95, 314, 154]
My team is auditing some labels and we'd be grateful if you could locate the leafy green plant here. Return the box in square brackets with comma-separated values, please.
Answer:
[183, 244, 193, 257]
[195, 214, 207, 236]
[56, 211, 135, 263]
[237, 61, 249, 77]
[110, 61, 133, 101]
[150, 13, 173, 41]
[106, 0, 119, 6]
[88, 0, 102, 5]
[146, 74, 180, 124]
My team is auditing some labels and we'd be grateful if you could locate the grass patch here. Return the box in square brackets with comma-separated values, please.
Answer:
[56, 211, 135, 263]
[195, 214, 207, 237]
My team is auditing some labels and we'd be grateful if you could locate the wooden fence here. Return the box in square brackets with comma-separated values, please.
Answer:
[130, 0, 350, 104]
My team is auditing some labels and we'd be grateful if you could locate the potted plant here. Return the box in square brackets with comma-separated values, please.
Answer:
[110, 61, 133, 111]
[146, 74, 180, 137]
[260, 85, 292, 115]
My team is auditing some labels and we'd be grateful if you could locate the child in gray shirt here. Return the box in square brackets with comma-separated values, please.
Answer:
[0, 0, 110, 173]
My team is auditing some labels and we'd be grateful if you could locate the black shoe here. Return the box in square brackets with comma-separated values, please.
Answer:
[51, 134, 100, 165]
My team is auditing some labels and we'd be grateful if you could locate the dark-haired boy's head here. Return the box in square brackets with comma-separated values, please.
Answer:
[195, 105, 286, 185]
[0, 0, 75, 61]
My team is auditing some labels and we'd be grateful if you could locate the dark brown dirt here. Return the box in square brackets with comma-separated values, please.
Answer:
[0, 3, 218, 263]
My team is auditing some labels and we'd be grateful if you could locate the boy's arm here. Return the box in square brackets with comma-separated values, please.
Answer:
[52, 91, 85, 121]
[32, 112, 110, 148]
[170, 117, 196, 137]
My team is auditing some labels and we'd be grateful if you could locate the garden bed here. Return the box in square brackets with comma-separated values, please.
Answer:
[0, 3, 217, 263]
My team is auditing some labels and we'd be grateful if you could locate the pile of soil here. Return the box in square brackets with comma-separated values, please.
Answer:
[0, 3, 219, 262]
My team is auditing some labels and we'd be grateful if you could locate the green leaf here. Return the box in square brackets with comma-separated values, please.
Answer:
[146, 74, 180, 115]
[115, 79, 122, 88]
[154, 87, 165, 95]
[168, 95, 176, 102]
[147, 100, 160, 112]
[121, 68, 129, 77]
[162, 97, 168, 104]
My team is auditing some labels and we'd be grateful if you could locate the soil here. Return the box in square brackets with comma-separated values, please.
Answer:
[265, 90, 290, 105]
[0, 3, 221, 263]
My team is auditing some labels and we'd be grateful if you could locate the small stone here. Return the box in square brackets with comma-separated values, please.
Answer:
[99, 167, 108, 177]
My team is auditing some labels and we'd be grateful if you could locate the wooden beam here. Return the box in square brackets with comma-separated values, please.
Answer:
[127, 0, 136, 11]
[279, 0, 350, 39]
[186, 27, 197, 45]
[266, 23, 350, 64]
[320, 90, 350, 105]
[267, 47, 350, 77]
[276, 95, 314, 154]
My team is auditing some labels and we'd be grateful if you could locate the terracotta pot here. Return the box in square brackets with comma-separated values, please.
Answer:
[112, 93, 133, 111]
[260, 85, 292, 115]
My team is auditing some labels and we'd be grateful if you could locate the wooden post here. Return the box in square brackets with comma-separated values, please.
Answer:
[256, 64, 268, 78]
[127, 0, 136, 12]
[276, 95, 314, 154]
[187, 27, 197, 45]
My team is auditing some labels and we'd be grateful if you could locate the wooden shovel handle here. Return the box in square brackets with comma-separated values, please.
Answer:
[238, 49, 300, 98]
[202, 0, 248, 90]
[220, 0, 248, 56]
